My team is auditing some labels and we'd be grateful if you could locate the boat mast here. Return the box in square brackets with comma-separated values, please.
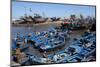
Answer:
[42, 11, 45, 18]
[29, 8, 32, 16]
[24, 6, 27, 17]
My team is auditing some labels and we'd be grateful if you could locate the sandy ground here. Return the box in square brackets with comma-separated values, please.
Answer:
[12, 21, 63, 27]
[34, 21, 62, 26]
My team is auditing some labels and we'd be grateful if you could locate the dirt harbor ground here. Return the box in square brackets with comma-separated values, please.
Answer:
[11, 21, 88, 57]
[12, 21, 63, 27]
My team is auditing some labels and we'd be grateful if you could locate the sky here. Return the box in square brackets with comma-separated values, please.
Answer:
[12, 1, 96, 20]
